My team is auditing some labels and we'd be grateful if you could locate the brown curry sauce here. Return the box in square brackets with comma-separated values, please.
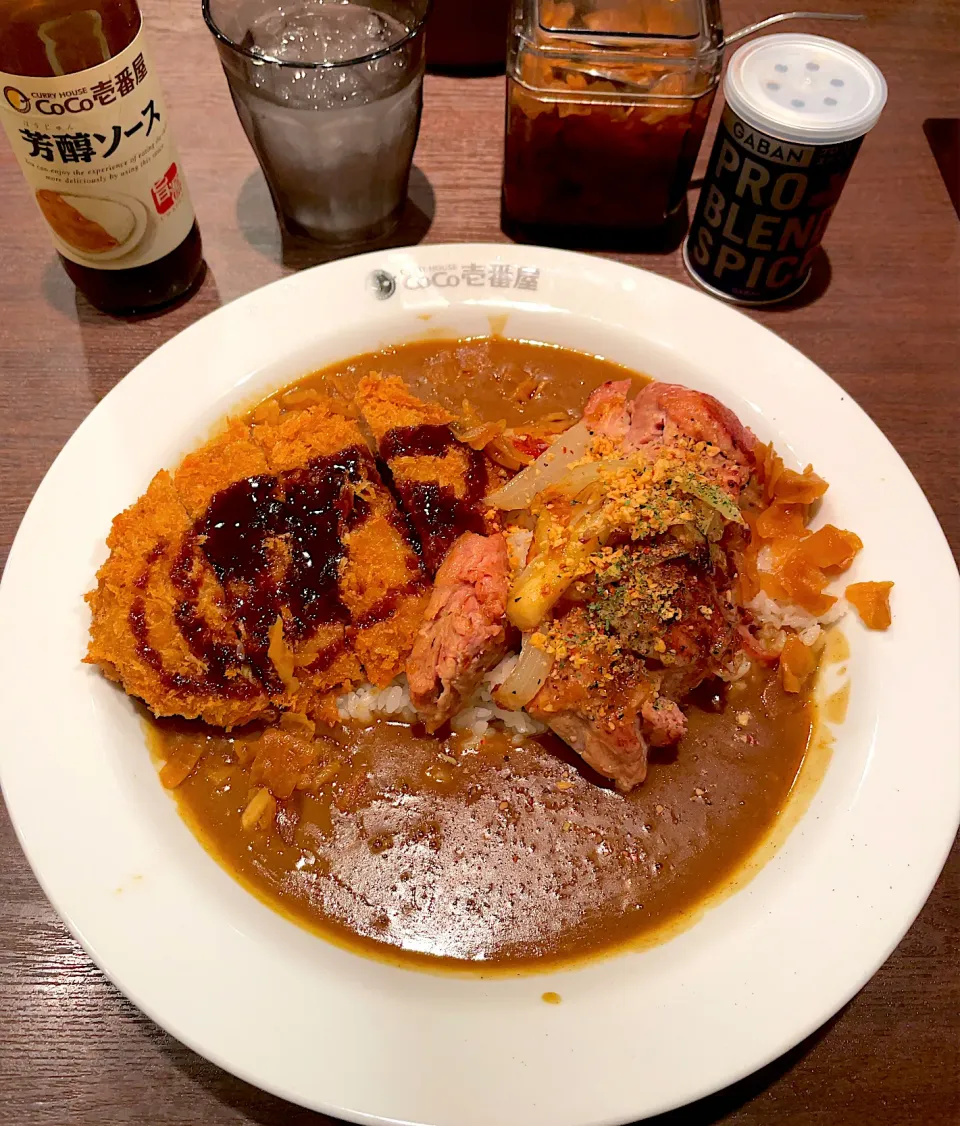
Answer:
[147, 338, 815, 971]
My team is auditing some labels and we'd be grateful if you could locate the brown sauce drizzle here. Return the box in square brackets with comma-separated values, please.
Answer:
[379, 424, 489, 574]
[134, 539, 168, 589]
[198, 475, 285, 693]
[305, 640, 349, 676]
[352, 577, 429, 631]
[129, 598, 166, 675]
[380, 424, 458, 461]
[277, 449, 370, 640]
[129, 445, 424, 699]
[129, 596, 191, 694]
[373, 456, 428, 563]
[129, 540, 258, 701]
[169, 536, 257, 700]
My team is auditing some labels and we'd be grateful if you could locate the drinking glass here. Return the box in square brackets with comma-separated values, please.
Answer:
[204, 0, 429, 245]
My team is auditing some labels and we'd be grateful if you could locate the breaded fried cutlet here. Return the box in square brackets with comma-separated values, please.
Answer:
[355, 373, 503, 574]
[173, 418, 270, 519]
[252, 402, 429, 707]
[171, 419, 288, 694]
[87, 398, 431, 727]
[84, 470, 272, 728]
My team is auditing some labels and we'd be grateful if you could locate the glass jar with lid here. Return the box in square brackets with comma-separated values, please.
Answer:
[502, 0, 723, 237]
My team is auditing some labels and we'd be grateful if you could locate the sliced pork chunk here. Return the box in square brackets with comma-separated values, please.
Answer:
[519, 384, 757, 791]
[625, 381, 757, 496]
[406, 532, 512, 732]
[582, 379, 632, 443]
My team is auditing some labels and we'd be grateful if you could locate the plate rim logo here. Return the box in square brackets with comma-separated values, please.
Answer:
[367, 269, 396, 301]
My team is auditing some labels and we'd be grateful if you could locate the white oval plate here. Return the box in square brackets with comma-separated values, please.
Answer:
[0, 245, 957, 1126]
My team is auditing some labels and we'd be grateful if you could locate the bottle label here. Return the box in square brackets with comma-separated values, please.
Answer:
[683, 106, 863, 305]
[0, 25, 195, 270]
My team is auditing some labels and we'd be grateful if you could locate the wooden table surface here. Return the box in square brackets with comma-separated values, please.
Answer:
[0, 1, 957, 1123]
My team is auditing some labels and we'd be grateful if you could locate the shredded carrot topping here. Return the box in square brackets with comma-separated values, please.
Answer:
[780, 634, 817, 693]
[797, 525, 863, 573]
[739, 443, 871, 615]
[845, 581, 894, 630]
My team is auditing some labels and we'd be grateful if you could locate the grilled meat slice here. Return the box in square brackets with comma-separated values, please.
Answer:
[355, 373, 501, 575]
[406, 532, 512, 732]
[626, 381, 757, 496]
[582, 379, 632, 443]
[523, 383, 757, 791]
[527, 551, 738, 791]
[583, 379, 757, 498]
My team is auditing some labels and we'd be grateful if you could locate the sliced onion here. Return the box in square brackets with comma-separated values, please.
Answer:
[486, 421, 594, 511]
[493, 638, 555, 710]
[455, 420, 506, 450]
[550, 455, 635, 499]
[550, 460, 606, 498]
[507, 553, 567, 631]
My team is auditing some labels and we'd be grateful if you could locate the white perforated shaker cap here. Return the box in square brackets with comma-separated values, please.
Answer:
[724, 33, 887, 145]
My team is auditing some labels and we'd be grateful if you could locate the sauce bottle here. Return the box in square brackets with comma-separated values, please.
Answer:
[0, 0, 204, 314]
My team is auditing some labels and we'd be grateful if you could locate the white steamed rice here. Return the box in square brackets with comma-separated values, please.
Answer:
[746, 588, 848, 648]
[336, 657, 547, 746]
[336, 547, 847, 736]
[336, 676, 419, 725]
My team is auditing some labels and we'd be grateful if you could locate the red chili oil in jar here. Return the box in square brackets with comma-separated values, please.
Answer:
[502, 0, 722, 238]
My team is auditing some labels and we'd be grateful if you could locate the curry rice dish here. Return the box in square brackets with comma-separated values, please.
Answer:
[85, 338, 892, 968]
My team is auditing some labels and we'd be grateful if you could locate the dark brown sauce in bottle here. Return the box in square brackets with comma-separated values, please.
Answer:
[380, 424, 489, 574]
[0, 0, 204, 314]
[425, 0, 509, 74]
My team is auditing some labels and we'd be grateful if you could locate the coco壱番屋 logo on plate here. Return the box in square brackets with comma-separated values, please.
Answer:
[367, 269, 397, 300]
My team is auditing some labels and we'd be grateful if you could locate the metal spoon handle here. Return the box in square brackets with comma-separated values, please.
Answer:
[722, 11, 865, 49]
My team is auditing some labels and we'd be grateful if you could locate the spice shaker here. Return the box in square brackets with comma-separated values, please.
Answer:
[502, 0, 724, 238]
[683, 33, 887, 304]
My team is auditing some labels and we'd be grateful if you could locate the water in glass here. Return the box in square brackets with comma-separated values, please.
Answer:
[213, 0, 425, 244]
